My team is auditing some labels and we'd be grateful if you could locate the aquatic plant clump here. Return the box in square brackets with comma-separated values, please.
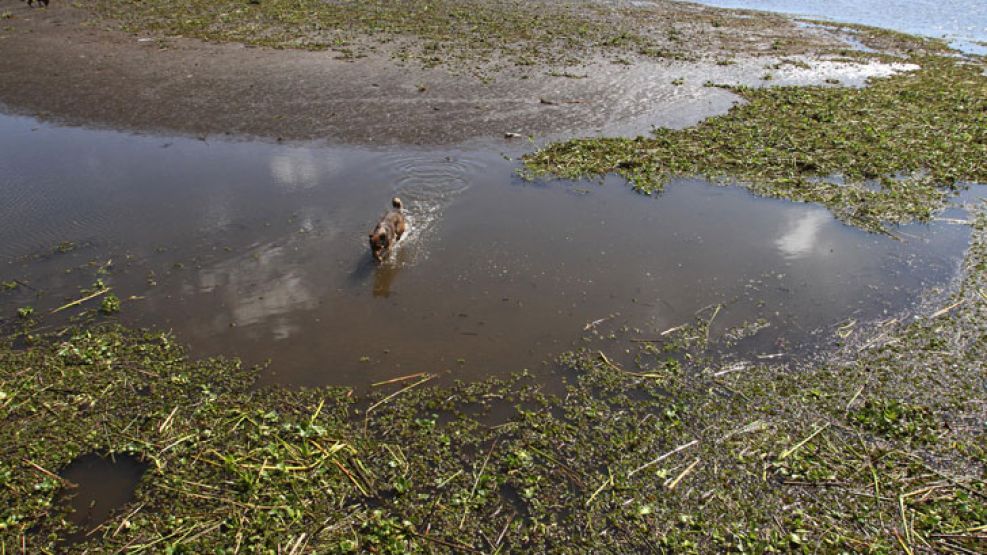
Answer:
[2, 210, 985, 552]
[525, 56, 987, 231]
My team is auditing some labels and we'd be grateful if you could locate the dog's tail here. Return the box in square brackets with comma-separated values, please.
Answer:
[391, 197, 403, 210]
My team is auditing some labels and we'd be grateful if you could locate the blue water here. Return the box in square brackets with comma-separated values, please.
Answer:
[688, 0, 987, 54]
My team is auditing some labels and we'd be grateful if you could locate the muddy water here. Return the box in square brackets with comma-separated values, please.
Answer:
[0, 114, 974, 387]
[57, 453, 147, 544]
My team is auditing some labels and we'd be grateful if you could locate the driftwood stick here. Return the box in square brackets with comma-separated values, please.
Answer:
[51, 288, 111, 314]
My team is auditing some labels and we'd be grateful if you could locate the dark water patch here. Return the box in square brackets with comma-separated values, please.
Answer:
[57, 453, 147, 546]
[498, 483, 532, 527]
[0, 115, 975, 388]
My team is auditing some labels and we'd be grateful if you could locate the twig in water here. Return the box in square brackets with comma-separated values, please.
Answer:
[844, 386, 864, 413]
[960, 524, 987, 533]
[704, 304, 722, 345]
[930, 533, 987, 540]
[586, 467, 614, 507]
[309, 398, 325, 425]
[13, 279, 36, 291]
[159, 406, 179, 433]
[50, 288, 111, 314]
[598, 351, 673, 380]
[779, 423, 831, 460]
[660, 324, 687, 336]
[932, 217, 970, 225]
[930, 300, 964, 319]
[365, 374, 434, 415]
[894, 527, 915, 555]
[836, 319, 857, 338]
[899, 451, 987, 501]
[460, 439, 498, 529]
[718, 420, 768, 442]
[665, 458, 700, 490]
[435, 469, 463, 490]
[628, 440, 699, 477]
[285, 533, 307, 555]
[23, 458, 69, 484]
[495, 513, 515, 548]
[597, 351, 624, 373]
[584, 314, 616, 331]
[899, 495, 913, 546]
[333, 460, 369, 497]
[371, 372, 427, 387]
[713, 362, 749, 377]
[112, 503, 145, 537]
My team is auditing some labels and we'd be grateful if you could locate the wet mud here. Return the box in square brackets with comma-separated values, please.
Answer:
[0, 3, 910, 146]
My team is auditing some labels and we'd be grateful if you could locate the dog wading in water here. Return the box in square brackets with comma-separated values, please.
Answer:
[369, 198, 407, 262]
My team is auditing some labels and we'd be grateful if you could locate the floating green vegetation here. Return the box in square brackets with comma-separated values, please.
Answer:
[98, 293, 121, 315]
[2, 211, 985, 552]
[53, 241, 77, 254]
[850, 398, 938, 443]
[525, 56, 987, 231]
[78, 0, 833, 70]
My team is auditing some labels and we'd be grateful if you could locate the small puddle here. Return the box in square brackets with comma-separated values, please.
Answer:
[57, 453, 147, 545]
[0, 115, 978, 387]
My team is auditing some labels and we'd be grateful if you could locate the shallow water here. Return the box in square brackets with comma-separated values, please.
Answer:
[57, 453, 147, 545]
[0, 115, 974, 387]
[688, 0, 987, 54]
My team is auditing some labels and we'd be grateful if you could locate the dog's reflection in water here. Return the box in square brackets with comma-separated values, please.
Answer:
[372, 248, 408, 298]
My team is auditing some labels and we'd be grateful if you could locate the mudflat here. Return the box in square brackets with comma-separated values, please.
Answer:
[0, 1, 852, 144]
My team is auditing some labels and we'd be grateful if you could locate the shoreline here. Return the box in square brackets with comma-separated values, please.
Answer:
[0, 2, 878, 146]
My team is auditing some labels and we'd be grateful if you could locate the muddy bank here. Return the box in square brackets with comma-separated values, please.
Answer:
[0, 2, 877, 145]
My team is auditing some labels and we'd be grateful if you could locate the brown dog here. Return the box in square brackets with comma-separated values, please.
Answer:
[369, 198, 407, 262]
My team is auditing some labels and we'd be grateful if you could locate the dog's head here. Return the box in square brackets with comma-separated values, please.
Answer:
[369, 228, 390, 262]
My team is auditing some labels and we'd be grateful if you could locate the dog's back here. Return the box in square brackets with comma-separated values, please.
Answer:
[369, 198, 407, 261]
[385, 198, 407, 238]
